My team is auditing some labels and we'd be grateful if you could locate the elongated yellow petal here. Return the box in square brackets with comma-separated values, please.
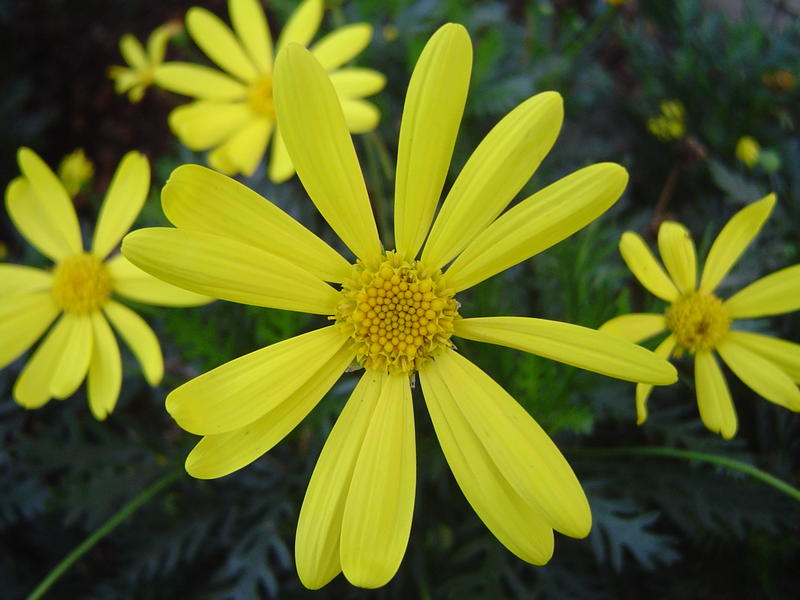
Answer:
[104, 300, 162, 385]
[393, 23, 471, 261]
[186, 342, 354, 479]
[0, 265, 52, 296]
[154, 62, 247, 100]
[168, 101, 252, 151]
[340, 99, 380, 134]
[634, 335, 676, 425]
[267, 125, 294, 183]
[146, 22, 178, 64]
[120, 34, 146, 69]
[599, 313, 667, 344]
[420, 360, 555, 564]
[229, 0, 272, 73]
[423, 92, 563, 270]
[694, 350, 737, 439]
[311, 23, 372, 70]
[341, 375, 416, 589]
[14, 313, 70, 408]
[724, 264, 800, 318]
[455, 317, 677, 385]
[276, 0, 322, 51]
[106, 254, 210, 307]
[699, 194, 775, 293]
[274, 44, 381, 262]
[330, 68, 386, 99]
[619, 231, 680, 302]
[187, 7, 257, 82]
[423, 350, 590, 537]
[725, 330, 800, 382]
[49, 312, 92, 399]
[167, 326, 347, 435]
[296, 371, 384, 590]
[208, 116, 272, 177]
[0, 292, 59, 368]
[717, 338, 800, 411]
[6, 177, 71, 261]
[445, 163, 627, 291]
[91, 152, 149, 259]
[162, 164, 351, 283]
[657, 221, 696, 294]
[87, 312, 121, 421]
[122, 228, 340, 314]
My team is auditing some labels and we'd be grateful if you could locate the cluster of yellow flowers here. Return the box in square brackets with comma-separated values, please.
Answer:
[3, 0, 799, 591]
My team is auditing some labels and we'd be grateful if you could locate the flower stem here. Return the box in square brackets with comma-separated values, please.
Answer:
[26, 471, 181, 600]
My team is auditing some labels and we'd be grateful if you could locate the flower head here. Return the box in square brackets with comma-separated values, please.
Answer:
[153, 0, 385, 181]
[601, 194, 800, 438]
[57, 148, 94, 197]
[2, 148, 208, 420]
[647, 99, 686, 141]
[123, 24, 676, 589]
[735, 135, 760, 168]
[108, 21, 181, 103]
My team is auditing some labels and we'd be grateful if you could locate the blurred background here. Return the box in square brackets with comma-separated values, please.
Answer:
[1, 0, 799, 598]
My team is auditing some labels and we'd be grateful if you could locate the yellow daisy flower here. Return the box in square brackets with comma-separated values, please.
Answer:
[2, 148, 208, 420]
[122, 24, 676, 589]
[57, 148, 94, 197]
[153, 0, 386, 182]
[108, 21, 181, 103]
[601, 194, 800, 438]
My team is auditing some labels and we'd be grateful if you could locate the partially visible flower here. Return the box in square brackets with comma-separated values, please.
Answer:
[154, 0, 385, 181]
[2, 148, 209, 420]
[108, 21, 181, 103]
[735, 136, 760, 168]
[58, 148, 94, 197]
[647, 100, 686, 141]
[601, 194, 800, 438]
[762, 68, 796, 92]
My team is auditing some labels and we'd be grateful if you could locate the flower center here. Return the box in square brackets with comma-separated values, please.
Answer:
[52, 253, 112, 313]
[247, 74, 274, 118]
[666, 291, 730, 354]
[335, 251, 459, 374]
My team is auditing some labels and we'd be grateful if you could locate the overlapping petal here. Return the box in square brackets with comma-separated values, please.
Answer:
[155, 63, 248, 100]
[49, 313, 93, 399]
[725, 330, 800, 382]
[657, 221, 696, 294]
[276, 0, 323, 51]
[207, 116, 272, 177]
[0, 265, 52, 296]
[268, 127, 294, 183]
[87, 312, 122, 421]
[340, 100, 380, 134]
[312, 24, 373, 70]
[619, 231, 680, 302]
[229, 0, 273, 73]
[634, 335, 676, 425]
[598, 313, 667, 344]
[724, 264, 800, 318]
[0, 292, 59, 369]
[186, 7, 258, 82]
[694, 350, 737, 439]
[104, 300, 163, 385]
[106, 254, 210, 307]
[330, 68, 386, 98]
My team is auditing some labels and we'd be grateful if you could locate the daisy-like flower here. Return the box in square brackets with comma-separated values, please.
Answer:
[154, 0, 385, 181]
[600, 194, 800, 438]
[647, 99, 686, 141]
[122, 24, 676, 589]
[2, 148, 208, 420]
[57, 148, 94, 197]
[108, 21, 181, 103]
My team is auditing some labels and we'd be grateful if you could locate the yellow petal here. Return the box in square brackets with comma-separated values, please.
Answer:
[311, 23, 372, 70]
[599, 313, 667, 344]
[340, 374, 416, 589]
[296, 371, 384, 590]
[340, 99, 380, 134]
[120, 34, 147, 69]
[694, 350, 737, 439]
[445, 163, 627, 291]
[186, 342, 354, 479]
[186, 7, 258, 82]
[154, 62, 247, 100]
[423, 92, 564, 270]
[0, 292, 59, 369]
[725, 330, 800, 382]
[267, 125, 295, 183]
[13, 313, 71, 409]
[657, 221, 696, 294]
[166, 326, 347, 435]
[619, 231, 680, 302]
[104, 300, 163, 385]
[229, 0, 273, 73]
[122, 228, 340, 314]
[393, 23, 472, 261]
[146, 22, 179, 65]
[162, 164, 351, 283]
[330, 68, 386, 98]
[49, 312, 93, 399]
[106, 254, 210, 307]
[207, 116, 272, 177]
[168, 101, 252, 151]
[420, 359, 555, 564]
[699, 194, 775, 293]
[724, 264, 800, 318]
[276, 0, 323, 51]
[717, 338, 800, 411]
[634, 335, 676, 425]
[422, 350, 591, 537]
[0, 264, 52, 296]
[273, 44, 381, 262]
[5, 177, 68, 261]
[87, 312, 122, 421]
[454, 317, 677, 385]
[91, 152, 150, 259]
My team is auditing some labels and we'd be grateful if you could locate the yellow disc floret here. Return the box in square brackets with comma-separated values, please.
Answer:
[335, 251, 459, 374]
[247, 74, 274, 118]
[666, 291, 731, 354]
[52, 253, 112, 313]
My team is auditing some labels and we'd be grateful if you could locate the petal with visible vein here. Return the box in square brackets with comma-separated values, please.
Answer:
[49, 313, 92, 399]
[724, 265, 800, 318]
[276, 0, 323, 51]
[154, 62, 247, 100]
[657, 221, 696, 294]
[340, 99, 380, 134]
[267, 126, 295, 183]
[14, 313, 72, 409]
[0, 292, 59, 368]
[168, 101, 252, 151]
[106, 254, 210, 307]
[311, 24, 372, 70]
[229, 0, 272, 73]
[619, 231, 679, 302]
[634, 335, 676, 424]
[599, 313, 667, 344]
[104, 300, 163, 385]
[330, 68, 386, 99]
[186, 7, 258, 82]
[725, 330, 800, 382]
[208, 116, 272, 177]
[694, 350, 737, 439]
[87, 312, 121, 421]
[0, 265, 52, 296]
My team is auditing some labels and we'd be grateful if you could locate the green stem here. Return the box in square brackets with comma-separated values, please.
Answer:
[575, 446, 800, 502]
[26, 471, 181, 600]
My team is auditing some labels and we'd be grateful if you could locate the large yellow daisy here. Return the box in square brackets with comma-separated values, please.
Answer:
[122, 24, 676, 589]
[153, 0, 386, 181]
[2, 148, 208, 420]
[601, 194, 800, 438]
